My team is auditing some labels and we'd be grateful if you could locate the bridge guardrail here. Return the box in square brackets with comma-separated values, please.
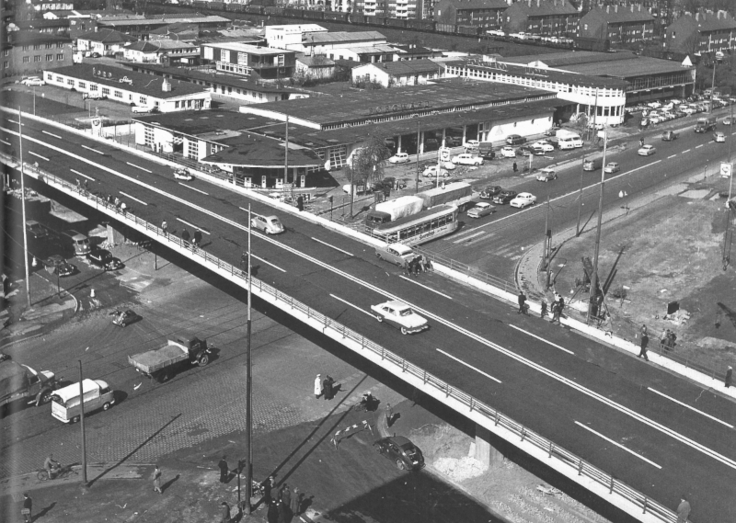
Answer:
[4, 152, 678, 523]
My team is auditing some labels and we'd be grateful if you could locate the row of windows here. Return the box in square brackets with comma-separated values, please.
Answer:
[21, 54, 64, 63]
[20, 42, 65, 52]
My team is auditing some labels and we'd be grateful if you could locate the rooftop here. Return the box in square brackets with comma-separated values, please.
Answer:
[98, 15, 231, 28]
[202, 42, 292, 55]
[501, 50, 636, 68]
[506, 0, 578, 17]
[438, 0, 508, 10]
[50, 64, 208, 99]
[125, 39, 196, 52]
[561, 56, 695, 80]
[76, 28, 136, 44]
[673, 9, 736, 31]
[355, 58, 443, 75]
[267, 24, 326, 34]
[8, 30, 71, 45]
[581, 5, 654, 24]
[202, 136, 323, 168]
[305, 31, 386, 44]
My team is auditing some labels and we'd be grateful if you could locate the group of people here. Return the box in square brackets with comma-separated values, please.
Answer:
[537, 293, 565, 323]
[179, 228, 203, 250]
[405, 255, 432, 277]
[314, 373, 337, 400]
[264, 479, 303, 523]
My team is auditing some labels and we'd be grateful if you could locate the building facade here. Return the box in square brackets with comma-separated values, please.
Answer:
[504, 0, 580, 36]
[665, 10, 736, 55]
[352, 59, 443, 87]
[75, 29, 136, 56]
[201, 42, 296, 79]
[579, 4, 655, 44]
[2, 31, 73, 78]
[122, 40, 197, 63]
[434, 0, 508, 30]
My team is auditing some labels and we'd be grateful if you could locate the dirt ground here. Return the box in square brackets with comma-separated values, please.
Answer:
[551, 194, 736, 372]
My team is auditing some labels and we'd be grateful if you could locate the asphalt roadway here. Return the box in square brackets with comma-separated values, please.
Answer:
[2, 112, 736, 521]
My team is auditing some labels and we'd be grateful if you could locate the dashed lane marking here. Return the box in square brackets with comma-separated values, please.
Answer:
[436, 348, 502, 384]
[82, 144, 105, 155]
[647, 388, 734, 429]
[126, 162, 152, 173]
[398, 276, 453, 299]
[29, 151, 49, 161]
[312, 237, 353, 257]
[119, 191, 147, 206]
[509, 325, 574, 354]
[42, 130, 61, 139]
[70, 169, 95, 182]
[575, 421, 662, 469]
[180, 183, 208, 195]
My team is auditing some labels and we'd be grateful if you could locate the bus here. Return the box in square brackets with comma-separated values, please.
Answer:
[371, 205, 459, 246]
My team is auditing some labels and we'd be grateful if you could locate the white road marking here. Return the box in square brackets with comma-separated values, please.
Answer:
[42, 130, 61, 139]
[29, 151, 49, 161]
[175, 218, 210, 235]
[682, 149, 691, 153]
[647, 388, 734, 429]
[180, 183, 209, 195]
[330, 294, 374, 317]
[0, 139, 10, 146]
[247, 252, 285, 272]
[398, 276, 453, 299]
[575, 421, 662, 469]
[508, 325, 574, 354]
[312, 237, 353, 256]
[81, 144, 105, 155]
[453, 231, 485, 243]
[11, 122, 734, 471]
[6, 119, 23, 126]
[126, 162, 152, 173]
[667, 154, 676, 159]
[436, 349, 502, 384]
[696, 144, 704, 148]
[70, 169, 95, 182]
[119, 191, 148, 206]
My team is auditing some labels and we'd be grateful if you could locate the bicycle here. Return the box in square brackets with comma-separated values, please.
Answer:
[37, 464, 77, 481]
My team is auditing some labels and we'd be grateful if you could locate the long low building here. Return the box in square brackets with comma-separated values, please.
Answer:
[43, 64, 211, 112]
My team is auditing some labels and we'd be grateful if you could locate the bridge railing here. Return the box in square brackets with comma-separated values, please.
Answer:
[6, 154, 678, 523]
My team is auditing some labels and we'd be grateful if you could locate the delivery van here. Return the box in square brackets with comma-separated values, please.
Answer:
[558, 135, 583, 150]
[67, 231, 91, 256]
[50, 379, 114, 423]
[583, 158, 602, 171]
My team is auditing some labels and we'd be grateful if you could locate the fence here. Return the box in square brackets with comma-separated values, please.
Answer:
[2, 150, 680, 523]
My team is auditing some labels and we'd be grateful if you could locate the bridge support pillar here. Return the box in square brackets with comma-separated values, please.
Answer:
[472, 425, 503, 467]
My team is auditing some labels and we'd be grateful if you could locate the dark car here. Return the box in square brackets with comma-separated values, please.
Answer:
[89, 249, 124, 271]
[517, 146, 534, 157]
[111, 309, 141, 327]
[90, 52, 101, 58]
[374, 436, 425, 471]
[26, 220, 48, 240]
[505, 134, 526, 145]
[662, 131, 678, 141]
[480, 185, 503, 199]
[44, 255, 76, 277]
[478, 148, 495, 160]
[493, 190, 517, 205]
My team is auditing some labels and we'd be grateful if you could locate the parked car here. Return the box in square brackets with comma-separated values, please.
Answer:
[661, 131, 678, 141]
[174, 168, 194, 181]
[516, 146, 535, 157]
[370, 301, 428, 335]
[374, 243, 417, 268]
[463, 140, 480, 150]
[388, 152, 411, 164]
[44, 255, 75, 277]
[21, 77, 45, 87]
[251, 215, 285, 235]
[493, 190, 517, 205]
[480, 185, 503, 199]
[531, 141, 554, 153]
[442, 161, 457, 170]
[714, 131, 727, 143]
[26, 220, 48, 240]
[83, 92, 104, 100]
[111, 309, 141, 327]
[90, 52, 101, 58]
[88, 249, 124, 271]
[509, 192, 537, 209]
[422, 165, 449, 178]
[374, 436, 424, 471]
[637, 144, 656, 156]
[467, 202, 495, 218]
[604, 162, 620, 174]
[451, 153, 483, 166]
[131, 105, 152, 114]
[505, 134, 526, 145]
[535, 168, 557, 182]
[723, 117, 733, 126]
[500, 146, 516, 158]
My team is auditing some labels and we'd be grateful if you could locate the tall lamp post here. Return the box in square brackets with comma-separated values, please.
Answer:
[587, 127, 608, 323]
[18, 109, 32, 308]
[243, 205, 254, 514]
[414, 115, 420, 193]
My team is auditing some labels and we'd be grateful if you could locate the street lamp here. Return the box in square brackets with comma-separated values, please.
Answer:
[587, 127, 608, 324]
[414, 114, 420, 193]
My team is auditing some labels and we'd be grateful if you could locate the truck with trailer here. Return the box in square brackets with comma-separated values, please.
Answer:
[0, 358, 59, 412]
[416, 182, 474, 211]
[128, 336, 212, 383]
[364, 196, 424, 228]
[694, 116, 716, 133]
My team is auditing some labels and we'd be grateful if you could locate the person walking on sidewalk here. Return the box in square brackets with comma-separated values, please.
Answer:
[152, 465, 163, 494]
[279, 482, 291, 508]
[540, 298, 548, 319]
[262, 476, 275, 504]
[726, 366, 733, 388]
[181, 228, 190, 247]
[638, 326, 650, 361]
[291, 487, 301, 516]
[517, 291, 527, 315]
[513, 161, 518, 173]
[193, 229, 202, 249]
[314, 374, 322, 399]
[21, 493, 32, 523]
[218, 456, 229, 483]
[161, 220, 168, 236]
[323, 375, 334, 400]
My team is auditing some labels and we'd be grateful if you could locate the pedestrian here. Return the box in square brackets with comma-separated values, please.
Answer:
[551, 302, 561, 324]
[114, 196, 121, 208]
[220, 501, 231, 523]
[676, 496, 691, 523]
[161, 220, 168, 235]
[512, 161, 518, 173]
[411, 258, 420, 277]
[423, 255, 433, 272]
[21, 493, 32, 523]
[277, 499, 288, 523]
[279, 482, 291, 508]
[193, 229, 202, 248]
[120, 202, 127, 214]
[323, 375, 333, 400]
[290, 487, 300, 515]
[517, 291, 527, 315]
[262, 475, 275, 504]
[218, 455, 229, 483]
[297, 195, 304, 212]
[152, 465, 163, 494]
[267, 499, 279, 523]
[640, 324, 648, 338]
[726, 366, 732, 388]
[181, 228, 190, 245]
[386, 402, 394, 426]
[540, 298, 547, 319]
[638, 331, 649, 361]
[314, 374, 322, 399]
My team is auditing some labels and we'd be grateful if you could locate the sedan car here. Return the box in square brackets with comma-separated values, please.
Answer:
[451, 154, 483, 166]
[509, 192, 537, 209]
[723, 117, 734, 126]
[374, 436, 425, 471]
[480, 185, 503, 199]
[714, 131, 727, 143]
[506, 134, 526, 145]
[44, 255, 76, 277]
[500, 146, 516, 158]
[463, 140, 480, 150]
[604, 162, 620, 174]
[375, 243, 417, 268]
[174, 168, 194, 181]
[531, 141, 555, 153]
[251, 215, 285, 235]
[637, 144, 656, 156]
[21, 77, 45, 87]
[370, 301, 428, 335]
[422, 165, 449, 178]
[131, 105, 152, 114]
[441, 161, 457, 171]
[493, 190, 517, 205]
[661, 131, 678, 141]
[26, 220, 48, 240]
[466, 202, 496, 218]
[111, 309, 141, 327]
[88, 249, 124, 271]
[388, 152, 411, 164]
[535, 168, 557, 182]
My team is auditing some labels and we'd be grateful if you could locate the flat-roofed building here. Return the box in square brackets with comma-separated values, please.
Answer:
[201, 42, 296, 79]
[123, 39, 198, 63]
[265, 24, 327, 50]
[297, 31, 387, 55]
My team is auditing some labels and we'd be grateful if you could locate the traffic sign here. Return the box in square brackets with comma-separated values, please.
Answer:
[721, 162, 732, 178]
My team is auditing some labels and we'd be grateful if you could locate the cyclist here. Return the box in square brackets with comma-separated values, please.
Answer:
[44, 454, 61, 479]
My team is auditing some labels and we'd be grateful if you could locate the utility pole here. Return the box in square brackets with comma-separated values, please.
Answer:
[283, 115, 290, 196]
[575, 157, 585, 237]
[78, 360, 88, 485]
[709, 60, 717, 114]
[243, 204, 253, 514]
[588, 128, 608, 323]
[19, 108, 31, 308]
[415, 116, 421, 193]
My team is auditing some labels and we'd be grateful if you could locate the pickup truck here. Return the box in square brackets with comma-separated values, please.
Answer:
[0, 358, 59, 412]
[128, 336, 212, 383]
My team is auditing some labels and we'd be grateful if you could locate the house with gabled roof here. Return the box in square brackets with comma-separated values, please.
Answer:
[434, 0, 508, 31]
[75, 28, 136, 55]
[665, 9, 736, 55]
[504, 0, 580, 37]
[579, 4, 655, 44]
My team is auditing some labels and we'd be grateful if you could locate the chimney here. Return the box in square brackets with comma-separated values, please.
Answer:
[606, 5, 609, 13]
[537, 0, 540, 7]
[614, 4, 617, 12]
[630, 4, 633, 12]
[162, 78, 171, 92]
[695, 12, 699, 21]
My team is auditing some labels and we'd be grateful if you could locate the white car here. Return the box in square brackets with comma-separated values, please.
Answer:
[451, 154, 483, 166]
[174, 168, 194, 181]
[251, 215, 285, 235]
[531, 141, 554, 153]
[370, 300, 428, 335]
[422, 165, 450, 177]
[131, 105, 152, 114]
[604, 162, 620, 174]
[388, 152, 411, 164]
[486, 29, 505, 37]
[21, 77, 45, 87]
[466, 202, 496, 218]
[463, 140, 480, 150]
[509, 192, 537, 209]
[500, 146, 516, 158]
[637, 144, 656, 156]
[714, 132, 726, 143]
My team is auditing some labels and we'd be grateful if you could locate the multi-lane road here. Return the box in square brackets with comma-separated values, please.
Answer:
[2, 112, 736, 521]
